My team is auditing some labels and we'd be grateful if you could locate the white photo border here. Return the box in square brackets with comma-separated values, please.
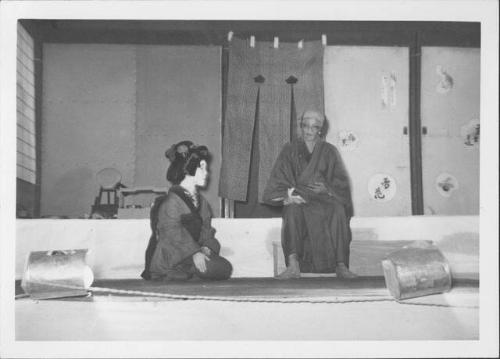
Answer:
[1, 1, 498, 357]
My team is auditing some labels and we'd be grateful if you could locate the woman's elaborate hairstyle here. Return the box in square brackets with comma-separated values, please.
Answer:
[165, 141, 210, 184]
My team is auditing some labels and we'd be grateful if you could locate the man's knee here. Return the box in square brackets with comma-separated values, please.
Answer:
[196, 255, 232, 280]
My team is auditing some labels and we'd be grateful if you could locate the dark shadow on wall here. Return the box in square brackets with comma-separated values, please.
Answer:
[17, 178, 37, 218]
[41, 167, 94, 218]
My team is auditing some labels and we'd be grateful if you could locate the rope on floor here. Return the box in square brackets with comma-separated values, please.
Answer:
[88, 285, 397, 304]
[88, 286, 479, 307]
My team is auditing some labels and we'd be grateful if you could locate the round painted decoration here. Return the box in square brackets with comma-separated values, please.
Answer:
[368, 174, 397, 202]
[338, 130, 358, 151]
[436, 173, 459, 197]
[460, 119, 480, 148]
[436, 65, 454, 94]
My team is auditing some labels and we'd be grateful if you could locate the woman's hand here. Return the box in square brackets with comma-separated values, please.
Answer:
[193, 251, 209, 273]
[284, 187, 306, 205]
[307, 182, 329, 194]
[200, 246, 212, 256]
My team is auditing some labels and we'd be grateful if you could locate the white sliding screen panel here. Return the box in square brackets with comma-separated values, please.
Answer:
[324, 46, 411, 216]
[420, 47, 480, 215]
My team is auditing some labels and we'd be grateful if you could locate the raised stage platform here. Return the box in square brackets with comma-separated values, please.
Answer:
[15, 215, 479, 280]
[14, 216, 481, 343]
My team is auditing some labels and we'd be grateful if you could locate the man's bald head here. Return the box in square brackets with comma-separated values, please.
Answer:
[301, 110, 325, 126]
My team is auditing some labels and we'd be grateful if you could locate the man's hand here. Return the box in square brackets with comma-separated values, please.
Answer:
[307, 182, 329, 194]
[193, 252, 209, 273]
[284, 187, 306, 205]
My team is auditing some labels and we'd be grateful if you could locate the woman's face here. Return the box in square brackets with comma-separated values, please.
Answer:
[194, 160, 209, 187]
[301, 115, 322, 142]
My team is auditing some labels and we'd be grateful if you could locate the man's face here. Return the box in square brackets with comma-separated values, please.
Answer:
[301, 112, 322, 142]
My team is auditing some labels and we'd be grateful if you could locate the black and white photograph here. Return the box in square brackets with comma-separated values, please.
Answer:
[0, 0, 498, 357]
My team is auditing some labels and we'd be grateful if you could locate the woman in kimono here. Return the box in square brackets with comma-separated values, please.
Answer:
[146, 142, 232, 281]
[263, 110, 357, 279]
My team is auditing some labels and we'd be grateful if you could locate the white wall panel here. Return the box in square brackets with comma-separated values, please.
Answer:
[421, 47, 480, 215]
[135, 45, 222, 215]
[324, 46, 411, 216]
[40, 44, 222, 217]
[41, 44, 137, 217]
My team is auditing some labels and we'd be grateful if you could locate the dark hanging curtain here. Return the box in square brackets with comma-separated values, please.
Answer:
[219, 38, 324, 217]
[219, 38, 259, 201]
[234, 81, 282, 218]
[287, 75, 298, 141]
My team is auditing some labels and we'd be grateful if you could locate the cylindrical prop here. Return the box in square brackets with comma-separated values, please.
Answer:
[382, 241, 452, 300]
[21, 249, 94, 300]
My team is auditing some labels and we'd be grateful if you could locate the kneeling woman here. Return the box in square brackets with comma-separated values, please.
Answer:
[149, 143, 232, 281]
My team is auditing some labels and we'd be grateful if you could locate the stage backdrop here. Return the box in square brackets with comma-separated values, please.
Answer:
[324, 45, 479, 216]
[219, 38, 323, 205]
[324, 46, 411, 217]
[40, 44, 221, 218]
[420, 47, 480, 215]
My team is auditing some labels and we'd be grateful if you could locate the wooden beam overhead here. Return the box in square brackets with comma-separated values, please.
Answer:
[21, 20, 480, 47]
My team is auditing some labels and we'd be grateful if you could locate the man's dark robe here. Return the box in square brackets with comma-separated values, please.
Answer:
[263, 139, 353, 273]
[149, 186, 229, 279]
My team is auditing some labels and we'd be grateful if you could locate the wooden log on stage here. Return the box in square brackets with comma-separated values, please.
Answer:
[382, 241, 452, 300]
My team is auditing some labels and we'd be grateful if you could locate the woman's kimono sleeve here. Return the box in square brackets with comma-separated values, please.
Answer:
[197, 197, 221, 254]
[157, 195, 201, 266]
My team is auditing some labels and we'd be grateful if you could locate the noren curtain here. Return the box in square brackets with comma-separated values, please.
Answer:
[219, 38, 324, 204]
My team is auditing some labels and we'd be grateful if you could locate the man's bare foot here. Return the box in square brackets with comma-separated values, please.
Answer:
[275, 254, 301, 279]
[336, 262, 357, 279]
[275, 266, 301, 280]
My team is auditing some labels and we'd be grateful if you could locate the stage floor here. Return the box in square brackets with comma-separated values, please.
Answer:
[15, 276, 478, 303]
[15, 277, 479, 341]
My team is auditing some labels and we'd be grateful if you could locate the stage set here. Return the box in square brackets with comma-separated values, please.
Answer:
[11, 18, 484, 343]
[15, 216, 479, 340]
